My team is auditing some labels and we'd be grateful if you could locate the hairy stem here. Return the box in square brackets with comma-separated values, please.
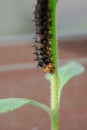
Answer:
[49, 1, 59, 130]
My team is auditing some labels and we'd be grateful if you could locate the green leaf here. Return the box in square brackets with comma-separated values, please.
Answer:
[0, 98, 29, 113]
[45, 73, 52, 81]
[59, 61, 85, 89]
[0, 98, 51, 116]
[45, 61, 85, 89]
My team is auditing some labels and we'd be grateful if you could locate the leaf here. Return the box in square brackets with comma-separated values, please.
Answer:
[45, 61, 85, 89]
[0, 98, 51, 116]
[59, 61, 85, 89]
[45, 73, 52, 81]
[0, 98, 29, 114]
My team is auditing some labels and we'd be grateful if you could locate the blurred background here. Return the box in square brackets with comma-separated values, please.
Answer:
[0, 0, 87, 130]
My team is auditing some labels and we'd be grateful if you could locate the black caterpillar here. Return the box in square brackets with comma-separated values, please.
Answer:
[33, 0, 55, 73]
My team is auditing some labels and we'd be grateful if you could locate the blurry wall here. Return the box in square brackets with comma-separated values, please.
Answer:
[0, 0, 35, 36]
[57, 0, 87, 37]
[0, 0, 87, 37]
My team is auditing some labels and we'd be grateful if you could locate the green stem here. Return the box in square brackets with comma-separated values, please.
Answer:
[51, 72, 58, 130]
[49, 1, 59, 130]
[27, 100, 51, 117]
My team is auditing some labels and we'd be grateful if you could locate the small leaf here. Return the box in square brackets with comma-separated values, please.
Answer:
[0, 98, 29, 113]
[59, 61, 85, 89]
[45, 73, 51, 81]
[45, 61, 85, 89]
[0, 98, 51, 116]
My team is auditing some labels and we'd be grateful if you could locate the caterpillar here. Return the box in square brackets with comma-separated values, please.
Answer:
[33, 0, 55, 73]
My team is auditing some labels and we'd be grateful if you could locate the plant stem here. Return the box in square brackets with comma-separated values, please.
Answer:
[49, 2, 59, 130]
[51, 72, 58, 130]
[50, 10, 59, 130]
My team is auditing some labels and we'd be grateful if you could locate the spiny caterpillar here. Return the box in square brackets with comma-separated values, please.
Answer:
[33, 0, 55, 73]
